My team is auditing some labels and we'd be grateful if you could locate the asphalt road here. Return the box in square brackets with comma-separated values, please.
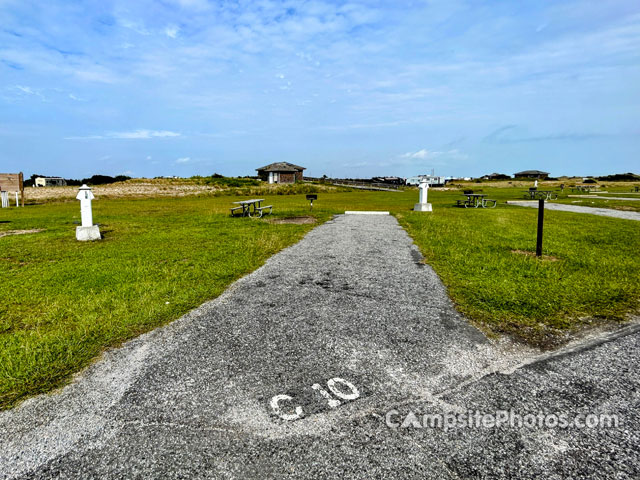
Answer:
[1, 214, 637, 479]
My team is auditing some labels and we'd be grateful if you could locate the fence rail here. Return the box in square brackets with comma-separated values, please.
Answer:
[304, 177, 402, 191]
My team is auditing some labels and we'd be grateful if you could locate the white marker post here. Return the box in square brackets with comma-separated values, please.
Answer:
[413, 178, 433, 212]
[75, 184, 101, 241]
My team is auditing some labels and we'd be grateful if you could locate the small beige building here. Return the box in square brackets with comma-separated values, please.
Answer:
[513, 170, 549, 179]
[256, 162, 305, 184]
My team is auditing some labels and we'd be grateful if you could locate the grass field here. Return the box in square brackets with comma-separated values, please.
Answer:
[454, 180, 640, 212]
[397, 192, 640, 345]
[1, 184, 639, 409]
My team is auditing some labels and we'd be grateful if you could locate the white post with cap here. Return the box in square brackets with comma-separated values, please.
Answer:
[413, 178, 433, 212]
[75, 184, 101, 241]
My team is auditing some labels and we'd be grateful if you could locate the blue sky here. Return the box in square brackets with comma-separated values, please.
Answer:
[1, 0, 639, 179]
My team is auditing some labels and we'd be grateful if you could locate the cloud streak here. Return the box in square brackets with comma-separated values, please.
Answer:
[484, 125, 607, 144]
[65, 130, 182, 140]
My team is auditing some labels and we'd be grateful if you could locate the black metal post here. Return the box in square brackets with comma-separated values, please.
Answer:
[536, 198, 544, 257]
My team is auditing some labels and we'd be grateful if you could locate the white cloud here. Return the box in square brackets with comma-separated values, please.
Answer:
[113, 129, 181, 139]
[400, 148, 468, 161]
[176, 156, 191, 163]
[170, 0, 210, 11]
[379, 148, 470, 169]
[12, 85, 46, 101]
[65, 129, 181, 140]
[119, 18, 150, 36]
[74, 69, 120, 84]
[536, 23, 549, 33]
[15, 85, 35, 95]
[165, 26, 179, 39]
[317, 120, 407, 131]
[401, 149, 430, 159]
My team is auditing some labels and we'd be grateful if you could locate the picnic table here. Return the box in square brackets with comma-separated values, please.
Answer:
[456, 193, 496, 208]
[230, 199, 273, 218]
[523, 190, 557, 200]
[572, 185, 598, 193]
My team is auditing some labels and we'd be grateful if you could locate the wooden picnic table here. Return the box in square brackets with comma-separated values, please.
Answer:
[456, 193, 496, 208]
[572, 185, 598, 193]
[523, 190, 557, 200]
[230, 199, 273, 218]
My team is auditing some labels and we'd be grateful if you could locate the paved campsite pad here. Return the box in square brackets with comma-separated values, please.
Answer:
[507, 201, 640, 221]
[1, 215, 638, 478]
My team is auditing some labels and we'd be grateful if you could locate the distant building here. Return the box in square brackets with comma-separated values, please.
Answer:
[35, 176, 67, 187]
[514, 170, 549, 179]
[256, 162, 305, 184]
[482, 172, 511, 180]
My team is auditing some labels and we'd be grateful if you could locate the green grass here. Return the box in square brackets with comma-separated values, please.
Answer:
[397, 188, 640, 346]
[0, 195, 333, 409]
[1, 187, 639, 409]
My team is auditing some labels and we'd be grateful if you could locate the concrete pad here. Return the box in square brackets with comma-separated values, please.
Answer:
[344, 211, 390, 215]
[75, 225, 101, 241]
[568, 195, 640, 201]
[413, 203, 433, 212]
[506, 201, 640, 221]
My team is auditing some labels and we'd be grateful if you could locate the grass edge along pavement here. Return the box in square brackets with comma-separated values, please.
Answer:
[1, 187, 639, 409]
[396, 197, 640, 348]
[0, 195, 335, 410]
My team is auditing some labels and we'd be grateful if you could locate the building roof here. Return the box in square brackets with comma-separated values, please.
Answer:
[256, 162, 305, 172]
[514, 170, 549, 175]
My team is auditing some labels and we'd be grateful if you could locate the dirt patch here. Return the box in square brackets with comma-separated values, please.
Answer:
[511, 249, 560, 261]
[269, 216, 317, 224]
[0, 229, 44, 238]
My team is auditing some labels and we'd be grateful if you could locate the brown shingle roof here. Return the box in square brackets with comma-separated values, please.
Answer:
[256, 162, 306, 172]
[514, 170, 549, 175]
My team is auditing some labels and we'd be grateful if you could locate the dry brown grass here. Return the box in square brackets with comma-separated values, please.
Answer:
[511, 249, 560, 261]
[25, 178, 344, 203]
[0, 229, 44, 238]
[269, 216, 317, 224]
[26, 180, 221, 202]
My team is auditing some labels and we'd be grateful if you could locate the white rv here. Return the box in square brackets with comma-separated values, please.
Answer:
[406, 175, 446, 186]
